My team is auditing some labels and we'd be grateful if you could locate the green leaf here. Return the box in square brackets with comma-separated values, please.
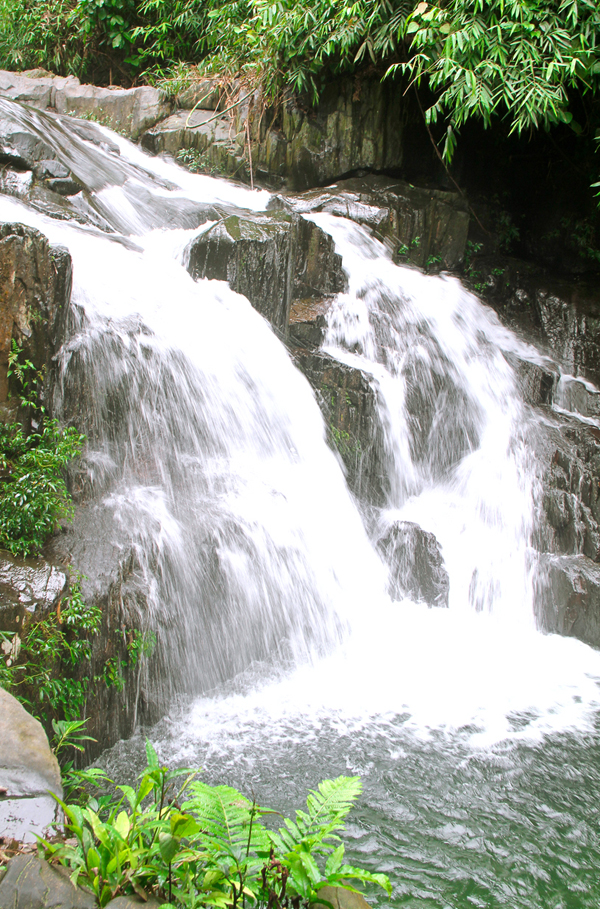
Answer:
[159, 832, 180, 864]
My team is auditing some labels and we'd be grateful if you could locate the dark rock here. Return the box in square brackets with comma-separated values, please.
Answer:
[535, 553, 600, 648]
[377, 520, 450, 607]
[185, 212, 345, 338]
[0, 691, 62, 842]
[0, 855, 96, 909]
[469, 255, 600, 386]
[292, 349, 387, 506]
[505, 354, 556, 406]
[530, 409, 600, 562]
[0, 223, 72, 413]
[280, 175, 470, 271]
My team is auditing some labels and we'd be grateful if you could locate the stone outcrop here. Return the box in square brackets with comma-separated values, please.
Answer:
[377, 520, 450, 608]
[528, 408, 600, 646]
[0, 70, 170, 139]
[468, 255, 600, 387]
[185, 211, 345, 338]
[278, 175, 470, 271]
[142, 76, 407, 191]
[0, 222, 71, 415]
[0, 690, 62, 842]
[0, 552, 67, 634]
[291, 349, 387, 506]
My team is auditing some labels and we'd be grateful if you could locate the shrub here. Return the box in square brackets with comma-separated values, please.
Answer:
[42, 742, 392, 908]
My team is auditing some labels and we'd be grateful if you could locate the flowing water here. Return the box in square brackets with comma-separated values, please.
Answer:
[2, 98, 600, 906]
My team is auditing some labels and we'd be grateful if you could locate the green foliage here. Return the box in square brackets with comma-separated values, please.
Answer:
[0, 418, 84, 556]
[392, 0, 600, 160]
[0, 340, 84, 557]
[202, 0, 410, 101]
[41, 742, 391, 908]
[0, 578, 102, 723]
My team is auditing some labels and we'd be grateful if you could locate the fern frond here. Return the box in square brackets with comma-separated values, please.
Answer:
[183, 781, 269, 861]
[274, 777, 362, 854]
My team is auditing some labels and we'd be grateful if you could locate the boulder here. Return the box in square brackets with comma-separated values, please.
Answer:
[54, 83, 171, 140]
[377, 520, 449, 607]
[279, 175, 470, 271]
[535, 553, 600, 648]
[0, 690, 62, 842]
[0, 552, 67, 633]
[141, 108, 248, 181]
[185, 212, 345, 337]
[0, 69, 170, 140]
[0, 854, 96, 908]
[292, 349, 387, 506]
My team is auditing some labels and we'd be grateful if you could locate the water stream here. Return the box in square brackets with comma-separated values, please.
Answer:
[2, 99, 600, 906]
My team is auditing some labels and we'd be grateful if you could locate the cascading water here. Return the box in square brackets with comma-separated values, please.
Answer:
[3, 97, 600, 906]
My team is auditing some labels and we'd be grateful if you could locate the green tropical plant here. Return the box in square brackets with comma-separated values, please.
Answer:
[41, 741, 391, 908]
[391, 0, 600, 161]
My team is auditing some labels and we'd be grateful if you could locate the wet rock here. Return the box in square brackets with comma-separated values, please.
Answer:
[292, 349, 387, 506]
[185, 212, 344, 337]
[141, 108, 248, 181]
[469, 255, 600, 386]
[54, 83, 171, 140]
[289, 297, 333, 348]
[535, 553, 600, 648]
[0, 552, 67, 633]
[0, 854, 96, 908]
[377, 520, 450, 607]
[531, 409, 600, 562]
[505, 354, 556, 406]
[0, 222, 71, 409]
[279, 175, 470, 271]
[554, 375, 600, 419]
[254, 78, 406, 190]
[0, 691, 63, 842]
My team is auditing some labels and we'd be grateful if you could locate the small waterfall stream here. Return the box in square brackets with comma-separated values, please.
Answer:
[2, 98, 600, 906]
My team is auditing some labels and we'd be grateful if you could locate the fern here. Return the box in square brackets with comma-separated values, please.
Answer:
[270, 776, 362, 857]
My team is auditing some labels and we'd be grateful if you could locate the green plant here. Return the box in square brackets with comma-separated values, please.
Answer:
[0, 578, 102, 724]
[391, 0, 600, 161]
[41, 741, 391, 908]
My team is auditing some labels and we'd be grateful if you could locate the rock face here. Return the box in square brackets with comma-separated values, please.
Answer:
[185, 212, 345, 338]
[377, 520, 450, 608]
[142, 76, 406, 191]
[468, 255, 600, 387]
[0, 552, 67, 634]
[0, 854, 96, 909]
[0, 222, 71, 413]
[279, 175, 470, 271]
[0, 689, 62, 842]
[292, 349, 388, 506]
[528, 409, 600, 646]
[0, 69, 170, 139]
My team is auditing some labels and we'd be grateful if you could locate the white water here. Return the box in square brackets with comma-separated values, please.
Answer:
[1, 100, 600, 748]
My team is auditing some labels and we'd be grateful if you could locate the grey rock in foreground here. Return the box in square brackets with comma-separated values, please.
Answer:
[378, 520, 450, 608]
[0, 690, 62, 842]
[0, 855, 96, 909]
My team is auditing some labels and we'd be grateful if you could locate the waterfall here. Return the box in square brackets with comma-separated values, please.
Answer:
[1, 98, 600, 744]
